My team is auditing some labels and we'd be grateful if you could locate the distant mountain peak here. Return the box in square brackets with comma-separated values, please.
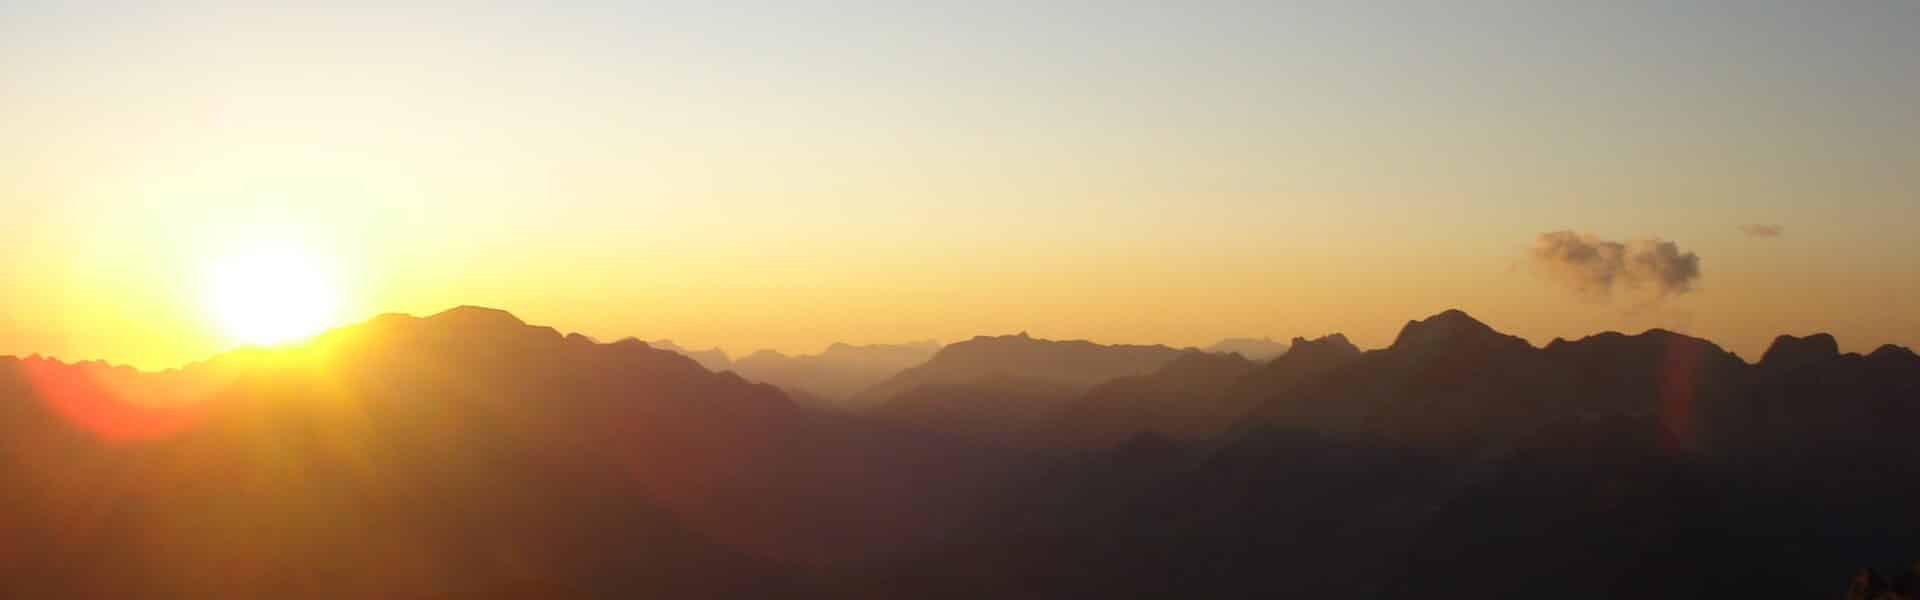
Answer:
[741, 349, 789, 361]
[961, 332, 1068, 347]
[1389, 309, 1506, 351]
[426, 305, 528, 328]
[1203, 337, 1290, 361]
[1760, 333, 1841, 370]
[1868, 344, 1918, 363]
[1160, 349, 1257, 372]
[855, 333, 1185, 409]
[1544, 328, 1729, 355]
[1286, 334, 1360, 359]
[649, 339, 734, 372]
[816, 340, 939, 356]
[729, 341, 942, 407]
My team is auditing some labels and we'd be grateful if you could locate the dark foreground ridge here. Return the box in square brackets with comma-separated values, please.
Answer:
[2, 307, 1916, 598]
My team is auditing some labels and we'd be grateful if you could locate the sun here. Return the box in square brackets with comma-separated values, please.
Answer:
[204, 246, 343, 346]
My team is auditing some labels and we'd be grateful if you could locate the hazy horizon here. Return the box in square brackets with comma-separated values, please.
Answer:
[10, 303, 1910, 378]
[5, 2, 1917, 369]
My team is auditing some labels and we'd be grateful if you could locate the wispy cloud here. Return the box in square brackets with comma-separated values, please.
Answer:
[1740, 224, 1784, 238]
[1529, 231, 1701, 300]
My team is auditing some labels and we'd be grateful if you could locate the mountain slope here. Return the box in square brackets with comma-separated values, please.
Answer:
[646, 338, 735, 372]
[1243, 310, 1568, 448]
[731, 341, 940, 407]
[852, 333, 1185, 411]
[1046, 350, 1261, 448]
[871, 374, 1083, 445]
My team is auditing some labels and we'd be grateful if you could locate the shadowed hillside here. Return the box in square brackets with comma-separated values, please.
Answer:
[1045, 350, 1259, 448]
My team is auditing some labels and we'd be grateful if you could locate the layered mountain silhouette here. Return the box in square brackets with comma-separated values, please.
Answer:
[644, 338, 734, 372]
[3, 306, 1915, 598]
[642, 339, 941, 408]
[730, 341, 940, 408]
[1046, 350, 1260, 448]
[851, 333, 1188, 440]
[853, 333, 1188, 407]
[1200, 336, 1290, 361]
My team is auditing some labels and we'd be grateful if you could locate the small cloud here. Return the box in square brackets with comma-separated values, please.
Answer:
[1529, 231, 1701, 301]
[1739, 224, 1784, 238]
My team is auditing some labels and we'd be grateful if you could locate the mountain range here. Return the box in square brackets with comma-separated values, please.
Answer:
[1200, 336, 1290, 361]
[730, 341, 942, 408]
[2, 306, 1914, 598]
[648, 335, 1280, 414]
[645, 339, 942, 409]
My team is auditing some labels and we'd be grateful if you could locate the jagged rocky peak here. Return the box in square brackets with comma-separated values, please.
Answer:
[1760, 333, 1841, 370]
[1287, 333, 1360, 358]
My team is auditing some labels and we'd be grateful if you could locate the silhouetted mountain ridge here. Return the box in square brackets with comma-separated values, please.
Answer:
[1759, 332, 1843, 371]
[1201, 337, 1289, 361]
[731, 340, 939, 408]
[1389, 308, 1531, 354]
[1048, 350, 1261, 447]
[1870, 343, 1920, 362]
[647, 339, 735, 372]
[852, 332, 1186, 413]
[3, 305, 1916, 598]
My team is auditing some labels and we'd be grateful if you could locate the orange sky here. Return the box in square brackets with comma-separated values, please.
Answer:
[2, 3, 1916, 368]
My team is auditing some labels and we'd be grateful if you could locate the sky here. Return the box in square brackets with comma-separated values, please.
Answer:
[2, 2, 1917, 368]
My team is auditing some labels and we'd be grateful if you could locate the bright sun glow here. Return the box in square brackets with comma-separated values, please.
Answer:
[205, 246, 343, 346]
